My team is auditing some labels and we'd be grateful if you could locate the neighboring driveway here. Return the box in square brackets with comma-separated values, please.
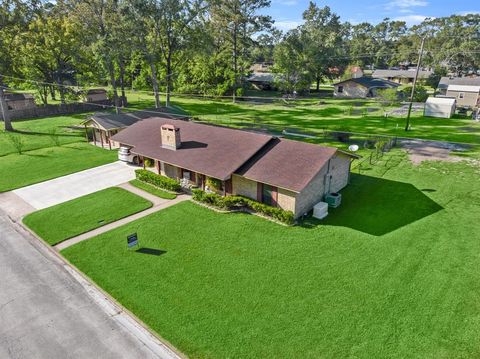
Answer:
[13, 161, 136, 210]
[0, 213, 180, 359]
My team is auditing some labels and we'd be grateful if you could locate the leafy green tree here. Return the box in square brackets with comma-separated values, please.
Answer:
[301, 2, 344, 90]
[209, 0, 272, 101]
[273, 29, 311, 94]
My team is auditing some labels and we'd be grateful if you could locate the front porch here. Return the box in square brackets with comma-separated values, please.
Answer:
[152, 159, 232, 195]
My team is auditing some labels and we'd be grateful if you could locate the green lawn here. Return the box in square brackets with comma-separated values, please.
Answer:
[62, 151, 480, 358]
[0, 113, 121, 192]
[0, 143, 117, 192]
[129, 179, 177, 199]
[0, 114, 88, 156]
[126, 91, 480, 145]
[24, 187, 152, 245]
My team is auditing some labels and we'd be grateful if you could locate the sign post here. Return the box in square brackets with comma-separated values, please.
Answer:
[127, 233, 139, 249]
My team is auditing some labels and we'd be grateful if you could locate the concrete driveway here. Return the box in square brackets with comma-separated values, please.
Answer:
[13, 161, 136, 210]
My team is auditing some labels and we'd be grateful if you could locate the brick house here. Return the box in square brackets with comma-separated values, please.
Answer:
[112, 119, 358, 218]
[333, 77, 400, 98]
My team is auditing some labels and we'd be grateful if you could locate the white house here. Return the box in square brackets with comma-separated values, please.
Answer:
[424, 97, 456, 119]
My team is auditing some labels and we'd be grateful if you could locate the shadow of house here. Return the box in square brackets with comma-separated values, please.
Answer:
[302, 174, 443, 236]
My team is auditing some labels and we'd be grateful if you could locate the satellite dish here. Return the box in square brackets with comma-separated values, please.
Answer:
[348, 144, 359, 152]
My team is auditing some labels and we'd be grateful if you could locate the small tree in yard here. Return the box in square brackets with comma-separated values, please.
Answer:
[8, 134, 25, 154]
[377, 88, 399, 107]
[401, 85, 428, 102]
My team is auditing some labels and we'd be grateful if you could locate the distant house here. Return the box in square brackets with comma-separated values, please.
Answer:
[333, 77, 400, 98]
[246, 72, 276, 90]
[446, 85, 480, 108]
[437, 76, 480, 95]
[4, 92, 36, 110]
[84, 89, 109, 103]
[250, 62, 273, 73]
[82, 108, 187, 149]
[372, 69, 433, 84]
[112, 118, 358, 219]
[350, 66, 364, 79]
[424, 97, 456, 119]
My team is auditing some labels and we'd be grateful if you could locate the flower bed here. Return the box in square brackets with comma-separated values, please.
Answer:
[192, 189, 295, 225]
[135, 169, 182, 192]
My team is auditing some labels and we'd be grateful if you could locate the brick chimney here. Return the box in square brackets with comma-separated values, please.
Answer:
[161, 124, 181, 150]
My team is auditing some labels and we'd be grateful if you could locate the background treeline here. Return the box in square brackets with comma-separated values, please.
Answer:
[1, 0, 479, 106]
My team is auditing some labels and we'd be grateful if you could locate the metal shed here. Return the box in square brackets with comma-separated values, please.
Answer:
[424, 97, 456, 119]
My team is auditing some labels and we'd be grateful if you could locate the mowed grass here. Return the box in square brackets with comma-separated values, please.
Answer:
[62, 152, 480, 358]
[0, 143, 117, 192]
[0, 113, 120, 191]
[0, 114, 88, 156]
[24, 187, 152, 245]
[129, 179, 177, 199]
[126, 91, 480, 144]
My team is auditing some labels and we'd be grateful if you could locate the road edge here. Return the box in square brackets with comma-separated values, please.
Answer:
[6, 213, 186, 359]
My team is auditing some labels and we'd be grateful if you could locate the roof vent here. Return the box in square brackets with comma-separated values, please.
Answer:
[161, 124, 181, 150]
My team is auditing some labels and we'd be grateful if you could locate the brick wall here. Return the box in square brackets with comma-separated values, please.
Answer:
[295, 153, 351, 217]
[232, 174, 257, 199]
[277, 188, 296, 212]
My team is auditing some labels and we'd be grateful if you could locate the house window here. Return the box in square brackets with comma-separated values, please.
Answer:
[459, 92, 465, 99]
[338, 86, 344, 93]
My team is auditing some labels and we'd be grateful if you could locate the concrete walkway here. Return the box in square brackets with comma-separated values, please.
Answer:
[55, 187, 189, 251]
[14, 161, 137, 210]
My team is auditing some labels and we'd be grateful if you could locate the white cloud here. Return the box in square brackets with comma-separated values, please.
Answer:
[274, 20, 302, 31]
[273, 0, 299, 5]
[393, 14, 431, 25]
[457, 10, 480, 16]
[385, 0, 429, 11]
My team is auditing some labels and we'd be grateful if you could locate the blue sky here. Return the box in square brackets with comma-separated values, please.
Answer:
[265, 0, 480, 31]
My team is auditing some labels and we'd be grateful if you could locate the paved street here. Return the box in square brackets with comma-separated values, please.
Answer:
[0, 213, 179, 359]
[13, 161, 136, 209]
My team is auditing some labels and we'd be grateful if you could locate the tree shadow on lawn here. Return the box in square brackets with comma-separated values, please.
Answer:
[301, 174, 443, 236]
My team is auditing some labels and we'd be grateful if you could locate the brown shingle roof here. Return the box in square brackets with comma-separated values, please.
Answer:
[236, 138, 338, 192]
[112, 118, 273, 180]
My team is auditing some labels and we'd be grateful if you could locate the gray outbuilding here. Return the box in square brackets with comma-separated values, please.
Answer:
[424, 97, 456, 118]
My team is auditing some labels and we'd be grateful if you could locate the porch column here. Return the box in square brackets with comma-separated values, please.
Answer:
[92, 128, 97, 144]
[99, 130, 104, 148]
[107, 130, 111, 150]
[84, 125, 88, 142]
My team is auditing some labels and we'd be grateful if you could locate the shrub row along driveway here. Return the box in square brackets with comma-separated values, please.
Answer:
[13, 161, 136, 209]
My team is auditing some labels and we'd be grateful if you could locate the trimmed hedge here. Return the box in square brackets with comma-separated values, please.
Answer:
[135, 169, 182, 192]
[192, 189, 294, 225]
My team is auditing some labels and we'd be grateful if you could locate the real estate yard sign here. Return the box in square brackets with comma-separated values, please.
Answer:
[127, 233, 139, 249]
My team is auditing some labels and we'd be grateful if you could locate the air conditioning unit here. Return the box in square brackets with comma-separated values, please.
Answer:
[312, 202, 328, 219]
[325, 192, 342, 208]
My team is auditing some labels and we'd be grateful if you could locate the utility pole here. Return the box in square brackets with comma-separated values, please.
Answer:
[405, 36, 426, 131]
